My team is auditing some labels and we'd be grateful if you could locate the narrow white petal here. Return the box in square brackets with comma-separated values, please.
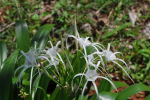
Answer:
[115, 58, 130, 73]
[94, 76, 118, 92]
[56, 53, 66, 70]
[75, 68, 87, 93]
[81, 81, 88, 100]
[20, 50, 30, 61]
[19, 67, 30, 85]
[92, 81, 100, 100]
[107, 43, 110, 51]
[30, 67, 34, 94]
[112, 52, 123, 56]
[112, 61, 134, 83]
[71, 73, 85, 91]
[56, 41, 61, 47]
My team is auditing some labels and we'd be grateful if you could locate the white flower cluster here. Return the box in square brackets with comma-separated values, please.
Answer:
[15, 22, 133, 100]
[15, 41, 65, 94]
[67, 34, 134, 100]
[66, 21, 134, 100]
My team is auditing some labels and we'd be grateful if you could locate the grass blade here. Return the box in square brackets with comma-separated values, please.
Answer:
[101, 22, 132, 40]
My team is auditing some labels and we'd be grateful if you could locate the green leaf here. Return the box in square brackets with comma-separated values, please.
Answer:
[111, 81, 128, 91]
[98, 78, 112, 92]
[54, 2, 62, 11]
[34, 67, 53, 100]
[0, 2, 16, 8]
[50, 87, 72, 100]
[101, 22, 132, 40]
[137, 49, 150, 55]
[22, 72, 30, 85]
[31, 14, 40, 20]
[31, 24, 54, 48]
[72, 49, 86, 73]
[0, 41, 7, 70]
[99, 92, 118, 100]
[35, 86, 48, 100]
[0, 50, 19, 100]
[50, 88, 59, 100]
[60, 0, 67, 5]
[116, 83, 150, 100]
[16, 20, 31, 52]
[73, 95, 87, 100]
[145, 94, 150, 100]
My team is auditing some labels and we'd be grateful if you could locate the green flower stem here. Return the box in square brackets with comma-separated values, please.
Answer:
[37, 66, 63, 87]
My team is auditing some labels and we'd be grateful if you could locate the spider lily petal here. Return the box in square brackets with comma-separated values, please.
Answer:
[112, 61, 134, 83]
[72, 69, 117, 100]
[103, 43, 133, 83]
[92, 81, 100, 100]
[47, 41, 61, 57]
[71, 73, 85, 92]
[104, 51, 116, 61]
[16, 46, 43, 94]
[81, 81, 89, 100]
[14, 65, 31, 84]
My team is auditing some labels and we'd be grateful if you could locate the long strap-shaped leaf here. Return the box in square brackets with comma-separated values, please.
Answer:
[16, 20, 31, 52]
[0, 41, 7, 70]
[31, 24, 54, 48]
[111, 81, 128, 91]
[145, 94, 150, 100]
[0, 50, 19, 100]
[116, 83, 150, 100]
[99, 92, 118, 100]
[16, 20, 31, 68]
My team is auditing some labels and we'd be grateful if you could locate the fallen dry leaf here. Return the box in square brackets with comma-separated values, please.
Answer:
[129, 10, 138, 27]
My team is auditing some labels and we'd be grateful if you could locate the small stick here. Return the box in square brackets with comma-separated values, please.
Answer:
[0, 22, 15, 33]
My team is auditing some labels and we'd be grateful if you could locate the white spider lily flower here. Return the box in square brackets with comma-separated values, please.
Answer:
[75, 50, 109, 93]
[85, 53, 112, 81]
[84, 51, 106, 69]
[44, 41, 66, 73]
[71, 69, 117, 100]
[15, 47, 42, 94]
[86, 53, 103, 69]
[46, 41, 60, 57]
[103, 43, 134, 83]
[66, 35, 91, 55]
[66, 35, 104, 56]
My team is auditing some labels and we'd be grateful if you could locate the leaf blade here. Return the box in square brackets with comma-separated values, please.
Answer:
[116, 83, 150, 100]
[0, 50, 19, 100]
[0, 41, 7, 70]
[16, 20, 31, 52]
[31, 24, 54, 48]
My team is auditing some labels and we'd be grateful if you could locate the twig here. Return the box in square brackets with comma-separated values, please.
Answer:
[40, 14, 52, 24]
[0, 22, 15, 33]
